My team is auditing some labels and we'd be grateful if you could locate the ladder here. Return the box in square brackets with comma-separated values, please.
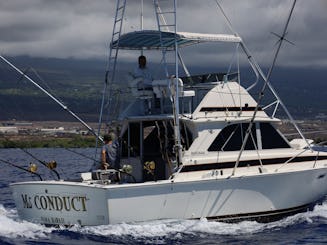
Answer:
[99, 0, 126, 126]
[154, 0, 177, 77]
[154, 0, 191, 78]
[107, 0, 126, 83]
[95, 0, 126, 161]
[154, 0, 183, 165]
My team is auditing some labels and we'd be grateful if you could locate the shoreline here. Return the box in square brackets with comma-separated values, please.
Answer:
[0, 119, 326, 148]
[0, 135, 96, 148]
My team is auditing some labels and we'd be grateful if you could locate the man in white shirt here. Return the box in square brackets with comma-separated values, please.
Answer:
[134, 55, 153, 90]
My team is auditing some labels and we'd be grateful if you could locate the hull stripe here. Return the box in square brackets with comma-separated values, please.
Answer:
[181, 155, 327, 172]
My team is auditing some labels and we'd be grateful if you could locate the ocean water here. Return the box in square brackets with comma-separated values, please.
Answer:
[1, 147, 327, 244]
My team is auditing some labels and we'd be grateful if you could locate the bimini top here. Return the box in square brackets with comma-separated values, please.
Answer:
[111, 30, 242, 50]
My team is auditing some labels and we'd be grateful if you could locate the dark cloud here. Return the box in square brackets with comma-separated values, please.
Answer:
[0, 0, 326, 68]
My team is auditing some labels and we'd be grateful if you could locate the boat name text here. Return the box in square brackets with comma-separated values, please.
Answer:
[21, 194, 88, 212]
[41, 216, 65, 224]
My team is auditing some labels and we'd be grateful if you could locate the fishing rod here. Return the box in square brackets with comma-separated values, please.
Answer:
[0, 158, 42, 180]
[21, 148, 61, 180]
[0, 55, 103, 144]
[2, 136, 61, 180]
[65, 147, 99, 163]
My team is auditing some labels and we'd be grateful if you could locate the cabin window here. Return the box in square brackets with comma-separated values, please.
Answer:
[260, 123, 290, 149]
[208, 123, 257, 151]
[121, 120, 193, 157]
[207, 122, 290, 152]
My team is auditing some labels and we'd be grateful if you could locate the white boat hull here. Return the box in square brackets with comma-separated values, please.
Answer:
[11, 166, 327, 226]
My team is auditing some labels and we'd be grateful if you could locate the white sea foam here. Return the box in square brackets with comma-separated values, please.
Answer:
[0, 204, 53, 239]
[76, 199, 327, 238]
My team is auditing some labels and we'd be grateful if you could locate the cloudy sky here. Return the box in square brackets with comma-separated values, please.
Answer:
[0, 0, 326, 69]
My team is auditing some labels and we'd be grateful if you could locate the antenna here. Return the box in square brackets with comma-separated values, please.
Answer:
[266, 0, 297, 80]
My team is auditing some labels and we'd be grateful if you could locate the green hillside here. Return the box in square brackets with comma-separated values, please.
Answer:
[0, 56, 326, 121]
[0, 56, 105, 121]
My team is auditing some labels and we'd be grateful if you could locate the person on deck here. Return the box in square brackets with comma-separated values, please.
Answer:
[101, 133, 120, 170]
[133, 55, 153, 90]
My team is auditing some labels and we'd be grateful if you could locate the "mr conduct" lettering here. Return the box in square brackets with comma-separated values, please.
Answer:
[21, 194, 87, 212]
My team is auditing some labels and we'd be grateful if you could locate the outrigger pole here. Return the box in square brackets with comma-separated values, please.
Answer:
[214, 1, 312, 175]
[225, 0, 312, 175]
[0, 55, 103, 143]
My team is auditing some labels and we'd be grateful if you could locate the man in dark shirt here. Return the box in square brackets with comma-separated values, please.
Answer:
[101, 133, 120, 170]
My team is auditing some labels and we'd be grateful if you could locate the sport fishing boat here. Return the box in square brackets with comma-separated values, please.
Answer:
[8, 0, 327, 226]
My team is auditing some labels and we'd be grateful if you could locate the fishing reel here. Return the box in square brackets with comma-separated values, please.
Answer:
[144, 161, 155, 175]
[28, 162, 38, 173]
[46, 160, 57, 170]
[122, 164, 133, 174]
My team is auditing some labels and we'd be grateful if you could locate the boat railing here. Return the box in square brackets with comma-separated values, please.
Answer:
[262, 100, 280, 118]
[124, 71, 243, 116]
[126, 76, 196, 115]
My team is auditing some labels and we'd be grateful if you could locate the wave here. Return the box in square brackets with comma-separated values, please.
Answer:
[79, 201, 327, 238]
[1, 200, 327, 241]
[0, 204, 53, 239]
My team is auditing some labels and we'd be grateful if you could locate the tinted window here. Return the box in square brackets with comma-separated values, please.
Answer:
[208, 122, 290, 152]
[208, 123, 257, 151]
[260, 123, 290, 149]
